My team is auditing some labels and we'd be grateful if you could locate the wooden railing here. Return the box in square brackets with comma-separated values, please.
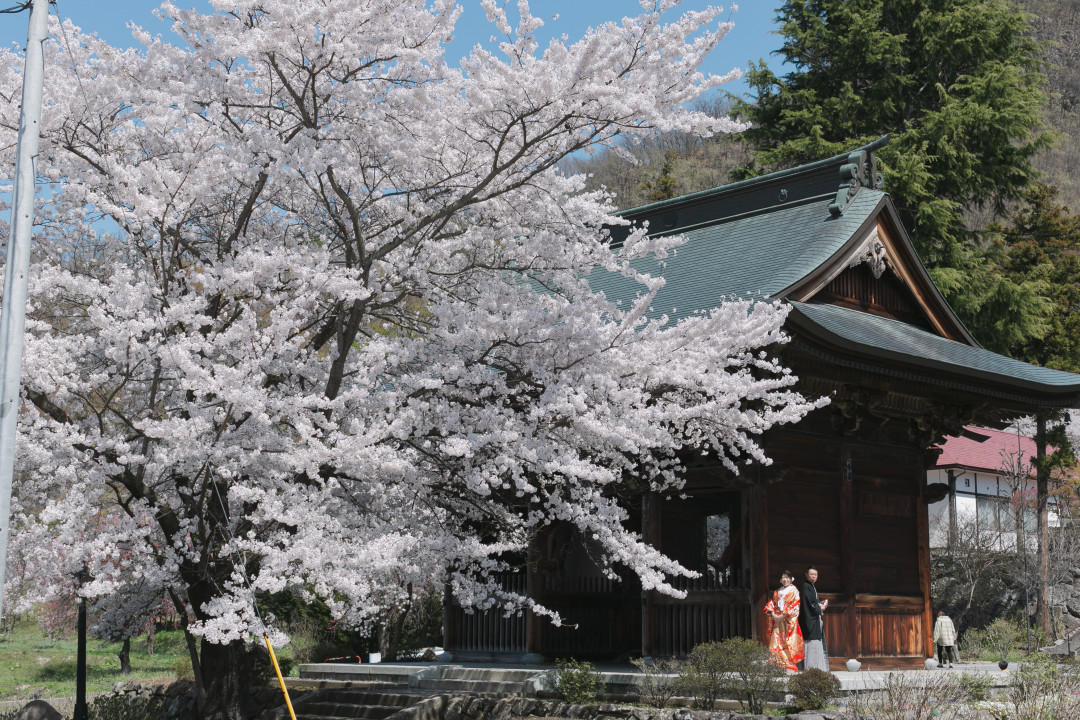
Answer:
[668, 567, 750, 593]
[444, 573, 528, 654]
[445, 571, 754, 658]
[541, 597, 629, 656]
[539, 574, 615, 595]
[651, 592, 753, 657]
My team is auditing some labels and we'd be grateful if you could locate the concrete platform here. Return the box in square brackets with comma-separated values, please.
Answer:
[298, 659, 1017, 695]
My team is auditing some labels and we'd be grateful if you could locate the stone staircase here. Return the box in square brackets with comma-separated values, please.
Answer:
[285, 689, 426, 720]
[1043, 624, 1080, 656]
[281, 667, 545, 720]
[414, 666, 541, 695]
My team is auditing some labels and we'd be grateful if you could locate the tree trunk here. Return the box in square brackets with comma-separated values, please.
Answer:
[147, 624, 156, 656]
[180, 627, 208, 715]
[197, 639, 248, 720]
[1036, 415, 1051, 637]
[118, 636, 132, 675]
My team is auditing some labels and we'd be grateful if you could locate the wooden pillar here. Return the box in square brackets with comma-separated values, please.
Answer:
[525, 534, 542, 655]
[917, 450, 934, 660]
[641, 491, 661, 657]
[443, 576, 455, 651]
[748, 479, 769, 643]
[839, 449, 857, 658]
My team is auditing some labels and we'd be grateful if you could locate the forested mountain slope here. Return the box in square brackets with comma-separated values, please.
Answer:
[571, 0, 1080, 216]
[1029, 0, 1080, 210]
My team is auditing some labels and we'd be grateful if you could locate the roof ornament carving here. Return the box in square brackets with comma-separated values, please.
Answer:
[829, 149, 884, 217]
[849, 229, 890, 279]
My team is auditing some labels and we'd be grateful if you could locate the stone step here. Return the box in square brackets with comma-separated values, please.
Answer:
[299, 663, 417, 684]
[417, 678, 525, 694]
[299, 702, 405, 719]
[317, 691, 421, 707]
[436, 668, 539, 683]
[281, 689, 427, 720]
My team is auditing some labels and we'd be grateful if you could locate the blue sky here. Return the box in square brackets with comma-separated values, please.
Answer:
[0, 0, 784, 98]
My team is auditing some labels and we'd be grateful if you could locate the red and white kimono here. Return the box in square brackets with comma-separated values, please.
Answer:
[763, 584, 804, 671]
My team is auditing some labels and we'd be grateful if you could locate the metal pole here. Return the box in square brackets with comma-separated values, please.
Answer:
[0, 0, 49, 624]
[73, 594, 88, 720]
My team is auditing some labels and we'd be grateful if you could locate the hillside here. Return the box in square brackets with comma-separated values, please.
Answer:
[572, 0, 1080, 216]
[1028, 0, 1080, 211]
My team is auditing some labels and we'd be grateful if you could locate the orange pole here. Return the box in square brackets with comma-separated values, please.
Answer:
[264, 634, 298, 720]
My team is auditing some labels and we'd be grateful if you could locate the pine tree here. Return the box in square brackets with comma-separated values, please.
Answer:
[994, 183, 1080, 371]
[734, 0, 1052, 350]
[639, 152, 681, 204]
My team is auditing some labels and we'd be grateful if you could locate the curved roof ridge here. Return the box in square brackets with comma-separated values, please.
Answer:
[617, 135, 890, 218]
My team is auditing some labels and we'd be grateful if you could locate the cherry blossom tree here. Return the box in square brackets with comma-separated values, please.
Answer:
[0, 2, 822, 718]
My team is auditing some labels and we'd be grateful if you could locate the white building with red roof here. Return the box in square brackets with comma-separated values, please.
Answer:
[927, 425, 1056, 550]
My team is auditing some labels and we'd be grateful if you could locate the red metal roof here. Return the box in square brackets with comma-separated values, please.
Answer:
[933, 426, 1039, 474]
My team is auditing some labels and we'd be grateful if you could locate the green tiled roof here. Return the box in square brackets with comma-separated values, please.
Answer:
[789, 302, 1080, 391]
[590, 189, 885, 323]
[586, 137, 1080, 399]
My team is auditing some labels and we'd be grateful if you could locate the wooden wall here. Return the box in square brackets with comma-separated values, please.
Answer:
[444, 426, 935, 662]
[761, 430, 932, 661]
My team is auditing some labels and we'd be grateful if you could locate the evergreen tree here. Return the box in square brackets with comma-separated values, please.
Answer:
[639, 152, 682, 204]
[994, 183, 1080, 371]
[734, 0, 1052, 350]
[737, 0, 1050, 263]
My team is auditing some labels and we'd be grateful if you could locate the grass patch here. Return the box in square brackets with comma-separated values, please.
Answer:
[0, 617, 189, 701]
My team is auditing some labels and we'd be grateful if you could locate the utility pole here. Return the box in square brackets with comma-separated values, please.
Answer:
[0, 0, 50, 624]
[73, 579, 88, 720]
[1035, 414, 1051, 636]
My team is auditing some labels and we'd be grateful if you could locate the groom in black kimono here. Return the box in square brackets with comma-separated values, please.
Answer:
[799, 566, 830, 671]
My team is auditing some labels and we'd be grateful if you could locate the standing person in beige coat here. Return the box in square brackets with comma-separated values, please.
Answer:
[933, 611, 958, 668]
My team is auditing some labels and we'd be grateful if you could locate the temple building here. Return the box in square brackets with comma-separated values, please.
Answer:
[444, 139, 1080, 667]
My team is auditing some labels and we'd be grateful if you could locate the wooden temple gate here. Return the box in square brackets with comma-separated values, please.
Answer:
[648, 571, 753, 657]
[442, 141, 1080, 664]
[445, 490, 758, 660]
[444, 424, 934, 665]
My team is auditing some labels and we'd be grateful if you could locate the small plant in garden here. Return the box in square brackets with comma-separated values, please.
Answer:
[679, 640, 727, 709]
[681, 638, 785, 714]
[173, 656, 194, 680]
[984, 617, 1023, 663]
[956, 671, 993, 704]
[996, 652, 1080, 720]
[631, 657, 681, 708]
[839, 671, 968, 720]
[284, 617, 328, 665]
[544, 658, 605, 704]
[788, 668, 841, 710]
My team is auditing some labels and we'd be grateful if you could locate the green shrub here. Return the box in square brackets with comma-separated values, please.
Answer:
[284, 617, 328, 665]
[959, 626, 990, 660]
[788, 668, 840, 710]
[544, 658, 604, 704]
[984, 617, 1024, 662]
[681, 638, 785, 714]
[88, 694, 169, 720]
[956, 671, 993, 703]
[631, 657, 681, 708]
[679, 641, 728, 710]
[173, 656, 194, 680]
[997, 653, 1080, 720]
[857, 671, 970, 720]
